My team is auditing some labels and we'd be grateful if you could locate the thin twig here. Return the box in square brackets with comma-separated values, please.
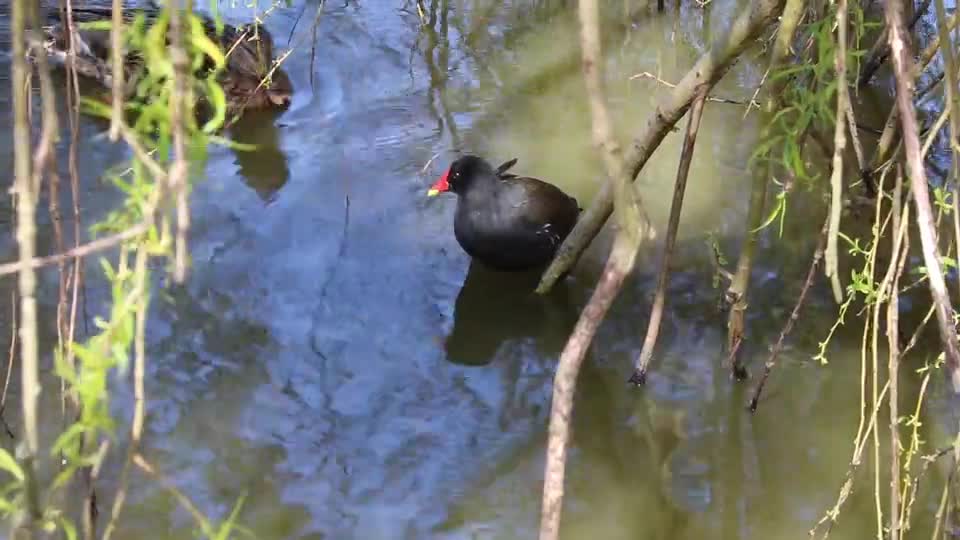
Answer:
[0, 223, 150, 278]
[631, 87, 707, 383]
[1, 291, 18, 439]
[133, 454, 212, 531]
[102, 248, 150, 540]
[749, 215, 829, 411]
[628, 71, 755, 106]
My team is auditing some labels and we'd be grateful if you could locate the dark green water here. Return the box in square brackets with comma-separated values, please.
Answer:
[0, 1, 958, 539]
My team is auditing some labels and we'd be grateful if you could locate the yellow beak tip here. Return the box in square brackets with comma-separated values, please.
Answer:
[427, 189, 440, 197]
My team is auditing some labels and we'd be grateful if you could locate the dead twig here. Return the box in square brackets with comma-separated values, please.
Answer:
[749, 215, 829, 411]
[629, 71, 755, 106]
[630, 87, 708, 384]
[0, 223, 150, 278]
[133, 454, 212, 530]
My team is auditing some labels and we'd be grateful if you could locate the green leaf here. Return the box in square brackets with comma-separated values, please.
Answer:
[59, 516, 78, 540]
[0, 449, 24, 483]
[190, 17, 226, 69]
[202, 79, 227, 133]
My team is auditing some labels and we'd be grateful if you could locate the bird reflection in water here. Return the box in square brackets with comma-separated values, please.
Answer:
[444, 261, 577, 367]
[227, 109, 290, 203]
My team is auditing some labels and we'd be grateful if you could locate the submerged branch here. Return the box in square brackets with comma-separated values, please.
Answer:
[631, 87, 707, 384]
[539, 238, 634, 540]
[749, 216, 829, 411]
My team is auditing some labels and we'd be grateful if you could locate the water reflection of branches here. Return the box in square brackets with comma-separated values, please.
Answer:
[420, 0, 463, 150]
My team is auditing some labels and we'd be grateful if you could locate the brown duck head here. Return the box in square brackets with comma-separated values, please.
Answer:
[220, 23, 293, 114]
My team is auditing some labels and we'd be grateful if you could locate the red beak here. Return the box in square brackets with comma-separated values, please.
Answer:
[427, 169, 450, 196]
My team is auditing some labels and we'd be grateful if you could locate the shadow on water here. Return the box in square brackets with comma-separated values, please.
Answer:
[444, 262, 577, 367]
[228, 110, 291, 203]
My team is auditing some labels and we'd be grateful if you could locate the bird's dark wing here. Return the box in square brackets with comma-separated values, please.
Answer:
[494, 158, 519, 179]
[501, 177, 580, 235]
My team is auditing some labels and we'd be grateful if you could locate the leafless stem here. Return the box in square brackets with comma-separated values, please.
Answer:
[0, 292, 17, 439]
[824, 0, 849, 304]
[538, 3, 643, 537]
[933, 0, 960, 299]
[539, 238, 634, 540]
[630, 88, 707, 384]
[0, 223, 151, 278]
[749, 215, 829, 411]
[169, 1, 191, 283]
[886, 0, 960, 391]
[629, 71, 755, 106]
[885, 169, 909, 540]
[133, 454, 212, 532]
[101, 248, 150, 540]
[11, 0, 43, 526]
[62, 0, 86, 418]
[109, 0, 124, 140]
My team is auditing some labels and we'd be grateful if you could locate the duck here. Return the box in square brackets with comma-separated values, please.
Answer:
[40, 5, 293, 119]
[427, 155, 581, 271]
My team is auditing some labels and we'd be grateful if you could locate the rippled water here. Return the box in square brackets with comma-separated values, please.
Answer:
[0, 1, 958, 539]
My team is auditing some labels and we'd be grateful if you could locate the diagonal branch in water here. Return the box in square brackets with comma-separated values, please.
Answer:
[723, 0, 804, 377]
[749, 215, 829, 412]
[536, 0, 787, 294]
[630, 87, 707, 384]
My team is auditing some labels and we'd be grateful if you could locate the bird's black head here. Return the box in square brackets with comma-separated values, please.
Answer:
[427, 155, 496, 197]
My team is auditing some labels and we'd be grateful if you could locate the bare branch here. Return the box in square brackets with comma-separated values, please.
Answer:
[824, 0, 850, 304]
[109, 0, 124, 140]
[0, 223, 150, 278]
[11, 0, 42, 525]
[749, 215, 829, 411]
[630, 87, 707, 383]
[886, 0, 960, 391]
[538, 0, 787, 293]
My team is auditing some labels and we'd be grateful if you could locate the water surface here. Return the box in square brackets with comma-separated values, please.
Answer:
[0, 1, 956, 539]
